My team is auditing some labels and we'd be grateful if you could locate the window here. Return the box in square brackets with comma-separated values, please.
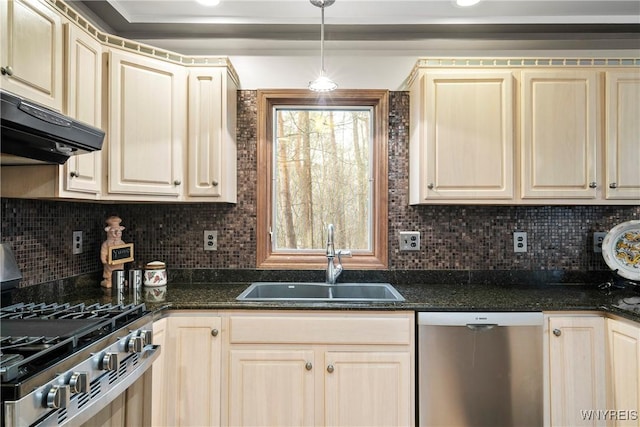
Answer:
[257, 89, 388, 269]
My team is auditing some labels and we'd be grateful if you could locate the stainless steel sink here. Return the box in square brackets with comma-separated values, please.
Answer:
[236, 282, 405, 302]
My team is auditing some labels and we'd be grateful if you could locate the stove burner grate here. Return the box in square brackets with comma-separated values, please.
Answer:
[0, 302, 147, 384]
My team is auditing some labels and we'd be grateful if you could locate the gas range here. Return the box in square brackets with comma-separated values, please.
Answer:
[0, 302, 159, 427]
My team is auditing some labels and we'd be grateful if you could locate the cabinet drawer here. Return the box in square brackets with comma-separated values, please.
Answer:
[228, 313, 412, 345]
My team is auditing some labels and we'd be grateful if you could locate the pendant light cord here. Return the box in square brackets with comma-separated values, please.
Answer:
[320, 5, 326, 74]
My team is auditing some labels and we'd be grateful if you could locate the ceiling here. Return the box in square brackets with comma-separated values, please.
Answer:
[73, 0, 640, 43]
[68, 0, 639, 89]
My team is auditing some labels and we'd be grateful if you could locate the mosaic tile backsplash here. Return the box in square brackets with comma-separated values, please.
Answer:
[1, 91, 639, 287]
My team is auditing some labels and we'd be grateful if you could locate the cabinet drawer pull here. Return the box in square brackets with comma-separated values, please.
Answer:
[327, 364, 334, 373]
[211, 329, 219, 337]
[589, 182, 597, 189]
[553, 328, 561, 337]
[1, 66, 14, 76]
[305, 362, 312, 371]
[609, 183, 618, 189]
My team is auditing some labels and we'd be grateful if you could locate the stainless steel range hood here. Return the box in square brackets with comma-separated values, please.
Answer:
[1, 90, 104, 165]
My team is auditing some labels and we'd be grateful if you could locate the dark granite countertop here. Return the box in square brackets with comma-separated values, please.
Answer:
[7, 279, 640, 323]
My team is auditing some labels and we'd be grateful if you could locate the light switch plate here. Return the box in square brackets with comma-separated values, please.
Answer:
[513, 231, 527, 253]
[593, 232, 607, 253]
[399, 231, 420, 251]
[72, 231, 83, 255]
[204, 230, 217, 251]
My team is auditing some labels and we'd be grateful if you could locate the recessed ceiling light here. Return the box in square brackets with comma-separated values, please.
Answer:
[455, 0, 481, 6]
[196, 0, 221, 6]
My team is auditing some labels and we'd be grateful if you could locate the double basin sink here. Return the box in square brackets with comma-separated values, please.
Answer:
[237, 282, 405, 303]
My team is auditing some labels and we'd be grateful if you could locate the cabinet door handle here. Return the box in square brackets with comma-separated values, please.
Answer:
[589, 182, 597, 188]
[211, 329, 219, 337]
[553, 328, 561, 337]
[305, 362, 312, 371]
[326, 364, 334, 373]
[427, 183, 434, 190]
[70, 171, 79, 178]
[173, 180, 181, 186]
[609, 183, 618, 189]
[1, 66, 14, 76]
[212, 180, 219, 187]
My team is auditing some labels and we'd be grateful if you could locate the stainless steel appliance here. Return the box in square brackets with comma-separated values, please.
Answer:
[418, 312, 543, 427]
[0, 90, 104, 165]
[1, 302, 159, 427]
[0, 244, 21, 292]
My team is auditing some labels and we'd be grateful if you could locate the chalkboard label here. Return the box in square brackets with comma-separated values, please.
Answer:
[108, 243, 134, 265]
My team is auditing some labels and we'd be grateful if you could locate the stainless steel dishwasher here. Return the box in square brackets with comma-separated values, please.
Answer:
[418, 312, 543, 427]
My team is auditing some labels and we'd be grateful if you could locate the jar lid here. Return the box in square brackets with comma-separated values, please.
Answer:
[145, 261, 166, 270]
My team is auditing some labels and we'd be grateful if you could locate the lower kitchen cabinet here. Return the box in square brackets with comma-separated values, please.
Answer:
[151, 317, 167, 427]
[228, 349, 316, 426]
[224, 311, 415, 427]
[152, 314, 222, 427]
[324, 351, 411, 427]
[545, 314, 606, 427]
[607, 318, 640, 427]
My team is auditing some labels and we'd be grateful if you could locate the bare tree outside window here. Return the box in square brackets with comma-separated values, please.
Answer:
[257, 89, 388, 270]
[274, 108, 372, 252]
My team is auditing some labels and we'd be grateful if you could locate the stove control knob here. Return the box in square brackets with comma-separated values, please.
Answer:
[141, 329, 153, 346]
[69, 371, 91, 394]
[46, 385, 70, 409]
[101, 352, 119, 371]
[128, 335, 145, 353]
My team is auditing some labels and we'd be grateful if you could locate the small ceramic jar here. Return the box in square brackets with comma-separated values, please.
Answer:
[144, 261, 167, 286]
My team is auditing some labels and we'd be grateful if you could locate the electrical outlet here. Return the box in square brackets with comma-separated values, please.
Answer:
[399, 231, 420, 251]
[72, 231, 83, 255]
[204, 230, 217, 251]
[593, 232, 607, 253]
[513, 231, 527, 253]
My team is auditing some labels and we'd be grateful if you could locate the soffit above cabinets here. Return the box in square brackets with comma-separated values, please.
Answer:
[72, 0, 640, 42]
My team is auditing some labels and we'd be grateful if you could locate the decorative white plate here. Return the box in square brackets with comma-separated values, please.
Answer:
[602, 220, 640, 281]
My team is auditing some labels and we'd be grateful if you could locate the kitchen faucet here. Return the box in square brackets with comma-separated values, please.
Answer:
[326, 224, 344, 284]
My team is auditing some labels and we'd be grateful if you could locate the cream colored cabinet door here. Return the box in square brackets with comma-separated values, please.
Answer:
[187, 68, 237, 202]
[547, 315, 606, 427]
[324, 351, 411, 427]
[162, 316, 221, 427]
[605, 71, 640, 201]
[607, 318, 640, 427]
[151, 318, 168, 427]
[409, 69, 514, 203]
[228, 349, 316, 427]
[0, 0, 63, 111]
[225, 311, 414, 426]
[521, 70, 598, 199]
[107, 49, 187, 199]
[61, 24, 102, 197]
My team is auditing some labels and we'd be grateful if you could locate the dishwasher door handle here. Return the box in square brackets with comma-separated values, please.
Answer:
[466, 323, 498, 331]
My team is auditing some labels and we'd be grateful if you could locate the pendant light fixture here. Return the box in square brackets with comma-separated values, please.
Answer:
[308, 0, 338, 92]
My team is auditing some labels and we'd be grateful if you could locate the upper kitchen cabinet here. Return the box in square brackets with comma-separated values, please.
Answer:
[61, 24, 103, 196]
[187, 68, 238, 202]
[408, 58, 640, 205]
[0, 21, 103, 200]
[409, 69, 515, 203]
[520, 70, 598, 200]
[106, 49, 188, 200]
[0, 0, 63, 111]
[605, 71, 640, 200]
